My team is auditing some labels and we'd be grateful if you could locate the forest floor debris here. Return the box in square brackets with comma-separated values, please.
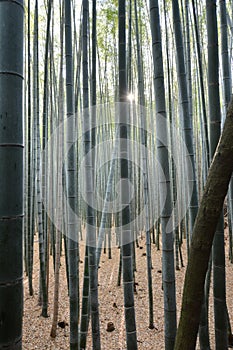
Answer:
[23, 232, 233, 349]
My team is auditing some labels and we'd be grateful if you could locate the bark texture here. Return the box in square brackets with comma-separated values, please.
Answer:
[174, 96, 233, 350]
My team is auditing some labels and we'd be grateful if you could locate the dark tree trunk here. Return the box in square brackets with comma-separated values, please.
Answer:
[0, 1, 24, 348]
[174, 96, 233, 350]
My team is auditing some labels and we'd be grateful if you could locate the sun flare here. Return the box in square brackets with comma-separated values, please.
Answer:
[127, 93, 134, 102]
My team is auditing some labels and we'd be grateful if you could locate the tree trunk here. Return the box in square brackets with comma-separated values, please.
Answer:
[149, 0, 177, 346]
[50, 2, 65, 337]
[206, 1, 228, 347]
[118, 0, 137, 348]
[174, 95, 233, 350]
[64, 0, 79, 349]
[0, 0, 24, 348]
[172, 0, 199, 234]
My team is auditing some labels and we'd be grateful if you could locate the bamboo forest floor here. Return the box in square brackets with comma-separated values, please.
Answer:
[23, 230, 233, 350]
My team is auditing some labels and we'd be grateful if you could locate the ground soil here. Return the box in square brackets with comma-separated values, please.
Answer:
[23, 230, 233, 350]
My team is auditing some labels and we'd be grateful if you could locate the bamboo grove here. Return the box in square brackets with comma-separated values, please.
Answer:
[0, 0, 233, 349]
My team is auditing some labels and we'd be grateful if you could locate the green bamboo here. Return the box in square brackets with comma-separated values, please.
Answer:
[134, 0, 154, 329]
[64, 0, 79, 348]
[41, 0, 53, 300]
[33, 0, 48, 318]
[119, 0, 137, 348]
[172, 0, 199, 236]
[206, 1, 228, 348]
[50, 0, 65, 338]
[26, 0, 34, 297]
[191, 0, 209, 165]
[0, 0, 24, 348]
[82, 0, 101, 348]
[149, 0, 177, 348]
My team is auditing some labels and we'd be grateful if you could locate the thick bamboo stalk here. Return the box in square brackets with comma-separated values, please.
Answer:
[0, 1, 24, 348]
